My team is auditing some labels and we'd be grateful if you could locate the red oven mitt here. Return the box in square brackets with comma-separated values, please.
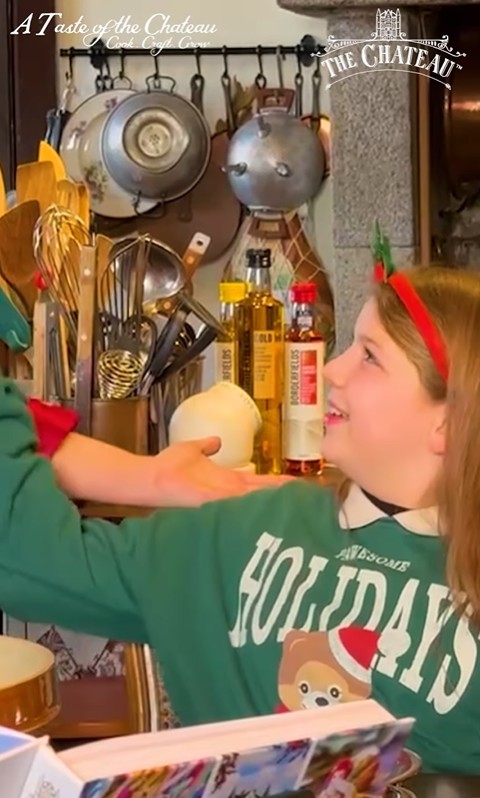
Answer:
[27, 397, 79, 458]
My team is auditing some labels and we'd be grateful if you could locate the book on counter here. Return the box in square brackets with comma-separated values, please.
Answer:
[0, 699, 413, 798]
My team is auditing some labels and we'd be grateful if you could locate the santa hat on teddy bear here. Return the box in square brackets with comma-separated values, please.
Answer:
[328, 627, 410, 685]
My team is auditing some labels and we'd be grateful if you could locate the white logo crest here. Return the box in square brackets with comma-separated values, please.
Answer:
[316, 8, 465, 90]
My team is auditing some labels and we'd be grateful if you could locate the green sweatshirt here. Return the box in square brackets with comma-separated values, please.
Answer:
[0, 378, 478, 774]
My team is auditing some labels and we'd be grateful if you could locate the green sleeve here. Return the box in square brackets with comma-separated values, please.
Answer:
[0, 378, 217, 643]
[0, 377, 322, 725]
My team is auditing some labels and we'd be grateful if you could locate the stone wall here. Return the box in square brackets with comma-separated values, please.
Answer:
[306, 8, 420, 350]
[277, 2, 480, 349]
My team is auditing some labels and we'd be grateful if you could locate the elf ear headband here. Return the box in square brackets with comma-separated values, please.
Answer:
[372, 221, 449, 382]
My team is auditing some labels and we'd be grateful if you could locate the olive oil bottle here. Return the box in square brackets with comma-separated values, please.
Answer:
[215, 282, 246, 384]
[240, 249, 284, 474]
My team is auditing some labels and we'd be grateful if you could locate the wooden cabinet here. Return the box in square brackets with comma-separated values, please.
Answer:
[0, 0, 57, 187]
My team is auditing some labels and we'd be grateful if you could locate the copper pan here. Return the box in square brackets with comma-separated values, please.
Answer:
[0, 636, 60, 733]
[443, 27, 480, 198]
[94, 151, 241, 265]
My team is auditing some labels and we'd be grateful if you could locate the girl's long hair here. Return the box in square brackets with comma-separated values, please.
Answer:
[373, 266, 480, 623]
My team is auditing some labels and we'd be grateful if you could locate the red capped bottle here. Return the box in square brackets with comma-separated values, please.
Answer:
[284, 282, 324, 476]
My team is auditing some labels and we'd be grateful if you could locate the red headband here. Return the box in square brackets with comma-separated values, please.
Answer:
[372, 225, 449, 382]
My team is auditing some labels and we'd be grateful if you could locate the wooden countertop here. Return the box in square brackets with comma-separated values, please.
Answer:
[77, 502, 153, 518]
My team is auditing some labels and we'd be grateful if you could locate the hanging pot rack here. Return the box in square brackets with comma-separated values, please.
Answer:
[59, 35, 325, 70]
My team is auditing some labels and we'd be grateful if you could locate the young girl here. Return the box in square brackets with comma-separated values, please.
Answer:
[0, 260, 477, 775]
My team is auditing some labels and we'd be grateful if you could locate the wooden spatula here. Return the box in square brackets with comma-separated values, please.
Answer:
[32, 284, 49, 398]
[77, 183, 90, 229]
[16, 161, 57, 213]
[57, 178, 80, 215]
[0, 200, 40, 317]
[95, 233, 112, 293]
[75, 245, 97, 435]
[0, 166, 7, 218]
[38, 140, 66, 181]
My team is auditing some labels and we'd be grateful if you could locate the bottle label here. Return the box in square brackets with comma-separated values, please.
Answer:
[284, 341, 324, 459]
[253, 330, 277, 400]
[298, 313, 313, 329]
[215, 341, 236, 383]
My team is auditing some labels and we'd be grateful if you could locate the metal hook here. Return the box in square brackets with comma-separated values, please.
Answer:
[105, 69, 114, 90]
[146, 73, 176, 92]
[222, 45, 229, 78]
[190, 47, 205, 112]
[113, 49, 133, 88]
[145, 46, 176, 91]
[65, 48, 74, 86]
[295, 45, 303, 73]
[94, 69, 103, 92]
[194, 48, 202, 75]
[97, 59, 114, 90]
[276, 46, 285, 89]
[294, 45, 304, 116]
[146, 53, 163, 90]
[119, 49, 126, 80]
[255, 45, 267, 89]
[95, 62, 111, 92]
[256, 45, 264, 74]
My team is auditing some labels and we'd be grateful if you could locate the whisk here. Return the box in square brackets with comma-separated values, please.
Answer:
[97, 349, 146, 400]
[33, 205, 91, 343]
[97, 235, 151, 399]
[98, 235, 150, 352]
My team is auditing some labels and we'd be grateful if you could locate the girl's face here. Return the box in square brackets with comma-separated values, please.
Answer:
[322, 298, 446, 503]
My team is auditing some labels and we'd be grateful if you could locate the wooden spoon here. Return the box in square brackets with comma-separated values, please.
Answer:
[38, 140, 66, 181]
[16, 161, 57, 213]
[0, 200, 40, 317]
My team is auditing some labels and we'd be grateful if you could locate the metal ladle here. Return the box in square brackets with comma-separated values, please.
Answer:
[109, 237, 190, 312]
[110, 236, 224, 390]
[116, 233, 223, 326]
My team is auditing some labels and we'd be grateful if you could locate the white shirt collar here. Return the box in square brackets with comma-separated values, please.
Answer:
[339, 483, 439, 536]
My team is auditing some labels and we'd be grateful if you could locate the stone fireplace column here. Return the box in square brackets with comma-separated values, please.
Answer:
[282, 5, 420, 351]
[327, 10, 418, 351]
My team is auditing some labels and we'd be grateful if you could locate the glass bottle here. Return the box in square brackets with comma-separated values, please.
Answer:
[240, 249, 284, 475]
[284, 282, 325, 476]
[215, 282, 246, 384]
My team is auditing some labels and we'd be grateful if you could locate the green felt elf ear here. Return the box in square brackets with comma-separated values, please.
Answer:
[372, 220, 396, 279]
[373, 220, 383, 262]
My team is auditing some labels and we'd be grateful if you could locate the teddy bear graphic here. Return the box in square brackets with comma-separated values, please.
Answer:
[277, 626, 410, 712]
